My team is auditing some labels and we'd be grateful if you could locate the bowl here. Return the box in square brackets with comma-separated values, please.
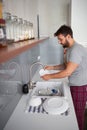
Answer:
[29, 97, 42, 106]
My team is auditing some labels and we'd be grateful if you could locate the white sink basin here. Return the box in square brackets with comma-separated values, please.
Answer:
[30, 81, 66, 98]
[25, 81, 69, 115]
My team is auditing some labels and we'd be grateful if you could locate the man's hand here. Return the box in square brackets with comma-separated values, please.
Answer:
[41, 74, 51, 80]
[41, 61, 79, 80]
[44, 65, 54, 70]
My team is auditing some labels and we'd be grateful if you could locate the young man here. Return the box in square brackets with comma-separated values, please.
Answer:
[41, 25, 87, 130]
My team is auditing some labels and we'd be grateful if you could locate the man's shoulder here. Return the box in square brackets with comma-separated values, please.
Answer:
[72, 42, 85, 51]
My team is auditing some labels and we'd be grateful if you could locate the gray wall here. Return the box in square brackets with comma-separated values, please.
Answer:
[40, 37, 64, 65]
[0, 38, 64, 129]
[0, 43, 40, 129]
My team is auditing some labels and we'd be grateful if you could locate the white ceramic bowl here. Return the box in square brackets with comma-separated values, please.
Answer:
[29, 97, 42, 106]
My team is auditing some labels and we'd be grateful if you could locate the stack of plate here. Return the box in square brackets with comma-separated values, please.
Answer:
[43, 97, 69, 115]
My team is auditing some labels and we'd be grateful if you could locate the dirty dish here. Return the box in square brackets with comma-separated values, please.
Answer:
[38, 88, 52, 96]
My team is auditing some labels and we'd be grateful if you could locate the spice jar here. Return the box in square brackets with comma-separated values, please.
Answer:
[3, 12, 12, 40]
[0, 18, 7, 46]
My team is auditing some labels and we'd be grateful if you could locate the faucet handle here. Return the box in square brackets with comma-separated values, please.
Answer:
[28, 81, 36, 89]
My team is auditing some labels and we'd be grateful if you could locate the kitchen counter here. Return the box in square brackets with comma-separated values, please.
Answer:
[0, 37, 49, 63]
[4, 72, 79, 130]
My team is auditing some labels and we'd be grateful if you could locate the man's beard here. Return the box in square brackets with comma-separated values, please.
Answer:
[63, 45, 67, 48]
[63, 40, 69, 48]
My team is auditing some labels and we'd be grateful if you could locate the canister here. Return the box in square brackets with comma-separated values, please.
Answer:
[0, 18, 7, 46]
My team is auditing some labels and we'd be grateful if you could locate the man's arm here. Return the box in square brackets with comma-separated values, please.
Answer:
[44, 63, 66, 70]
[41, 61, 79, 80]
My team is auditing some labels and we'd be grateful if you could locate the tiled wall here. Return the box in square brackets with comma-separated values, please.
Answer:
[0, 42, 40, 130]
[0, 37, 64, 94]
[0, 44, 40, 83]
[0, 38, 64, 129]
[40, 37, 64, 65]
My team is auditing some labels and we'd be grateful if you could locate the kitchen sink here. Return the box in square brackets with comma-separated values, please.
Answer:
[25, 81, 69, 115]
[30, 81, 66, 98]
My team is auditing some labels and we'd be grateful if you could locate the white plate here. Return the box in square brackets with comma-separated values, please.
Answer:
[39, 69, 59, 76]
[43, 97, 69, 115]
[39, 69, 50, 76]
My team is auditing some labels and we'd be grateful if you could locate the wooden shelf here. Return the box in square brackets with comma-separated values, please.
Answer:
[0, 37, 49, 64]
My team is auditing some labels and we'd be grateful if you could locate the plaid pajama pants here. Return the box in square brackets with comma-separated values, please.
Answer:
[70, 85, 87, 130]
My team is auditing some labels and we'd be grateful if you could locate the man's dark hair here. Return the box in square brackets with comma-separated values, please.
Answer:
[54, 25, 73, 38]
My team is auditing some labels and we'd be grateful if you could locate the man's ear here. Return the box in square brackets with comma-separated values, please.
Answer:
[67, 34, 71, 39]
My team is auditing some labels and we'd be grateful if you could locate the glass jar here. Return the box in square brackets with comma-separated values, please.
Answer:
[28, 22, 34, 39]
[11, 15, 18, 41]
[0, 18, 6, 46]
[3, 12, 12, 40]
[17, 18, 23, 41]
[22, 20, 27, 40]
[28, 22, 32, 39]
[31, 23, 34, 39]
[25, 20, 29, 40]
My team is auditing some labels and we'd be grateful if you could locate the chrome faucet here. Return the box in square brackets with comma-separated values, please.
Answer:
[28, 61, 44, 89]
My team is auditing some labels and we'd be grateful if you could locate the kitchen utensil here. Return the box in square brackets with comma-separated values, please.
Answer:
[29, 97, 42, 106]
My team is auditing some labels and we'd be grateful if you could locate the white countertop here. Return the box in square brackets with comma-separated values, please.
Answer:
[4, 72, 79, 130]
